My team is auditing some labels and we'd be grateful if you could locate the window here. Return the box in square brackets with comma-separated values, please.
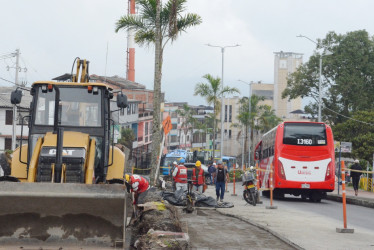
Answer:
[34, 87, 102, 127]
[171, 135, 178, 143]
[283, 123, 327, 146]
[229, 130, 232, 139]
[229, 105, 232, 122]
[145, 122, 148, 136]
[224, 105, 227, 122]
[127, 104, 131, 115]
[171, 112, 177, 118]
[4, 138, 12, 150]
[6, 110, 13, 125]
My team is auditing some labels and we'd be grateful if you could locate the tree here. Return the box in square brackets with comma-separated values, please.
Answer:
[115, 0, 202, 184]
[118, 128, 136, 155]
[282, 30, 374, 125]
[176, 104, 196, 149]
[194, 74, 240, 160]
[232, 95, 281, 165]
[333, 111, 374, 164]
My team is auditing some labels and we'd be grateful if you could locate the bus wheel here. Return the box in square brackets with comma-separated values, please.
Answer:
[309, 192, 322, 202]
[262, 190, 270, 198]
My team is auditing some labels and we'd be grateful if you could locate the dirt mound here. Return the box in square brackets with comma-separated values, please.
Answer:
[130, 201, 183, 248]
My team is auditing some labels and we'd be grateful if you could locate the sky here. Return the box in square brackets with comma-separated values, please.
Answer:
[1, 0, 374, 106]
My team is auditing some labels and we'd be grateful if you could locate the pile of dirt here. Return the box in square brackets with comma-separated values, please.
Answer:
[130, 190, 186, 249]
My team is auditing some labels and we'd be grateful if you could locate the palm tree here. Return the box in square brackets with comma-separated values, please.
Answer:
[233, 95, 282, 165]
[115, 0, 202, 184]
[194, 74, 240, 160]
[176, 104, 196, 149]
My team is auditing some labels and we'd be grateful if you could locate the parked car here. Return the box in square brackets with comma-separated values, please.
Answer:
[183, 163, 211, 184]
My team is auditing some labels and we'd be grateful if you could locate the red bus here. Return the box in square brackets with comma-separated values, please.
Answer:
[254, 122, 335, 202]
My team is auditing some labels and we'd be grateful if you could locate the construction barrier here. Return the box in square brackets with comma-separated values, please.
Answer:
[231, 168, 237, 196]
[336, 161, 354, 233]
[265, 163, 277, 209]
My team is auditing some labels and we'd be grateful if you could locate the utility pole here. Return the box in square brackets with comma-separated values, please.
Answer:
[1, 49, 27, 151]
[12, 49, 20, 150]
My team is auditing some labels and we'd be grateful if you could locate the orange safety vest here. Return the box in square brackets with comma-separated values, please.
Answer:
[174, 165, 188, 183]
[192, 167, 204, 185]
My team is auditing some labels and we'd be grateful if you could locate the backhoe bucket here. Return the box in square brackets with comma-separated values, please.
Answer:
[0, 182, 128, 248]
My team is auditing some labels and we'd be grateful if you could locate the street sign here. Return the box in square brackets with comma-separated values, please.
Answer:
[162, 116, 172, 135]
[340, 142, 352, 153]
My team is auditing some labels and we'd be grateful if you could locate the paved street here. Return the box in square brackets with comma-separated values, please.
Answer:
[204, 182, 374, 249]
[180, 208, 295, 250]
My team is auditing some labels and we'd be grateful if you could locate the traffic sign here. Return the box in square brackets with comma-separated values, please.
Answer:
[162, 116, 172, 135]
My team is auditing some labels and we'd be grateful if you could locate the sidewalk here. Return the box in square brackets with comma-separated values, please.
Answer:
[326, 183, 374, 209]
[204, 182, 374, 250]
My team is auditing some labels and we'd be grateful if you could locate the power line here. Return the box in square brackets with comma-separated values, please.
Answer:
[324, 106, 374, 126]
[0, 77, 15, 84]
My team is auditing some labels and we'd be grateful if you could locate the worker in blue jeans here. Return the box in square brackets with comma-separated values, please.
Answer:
[213, 160, 229, 202]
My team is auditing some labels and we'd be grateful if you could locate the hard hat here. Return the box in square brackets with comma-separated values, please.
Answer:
[250, 166, 254, 170]
[213, 163, 216, 166]
[354, 159, 359, 163]
[125, 174, 130, 183]
[173, 161, 177, 165]
[196, 160, 201, 167]
[179, 159, 185, 164]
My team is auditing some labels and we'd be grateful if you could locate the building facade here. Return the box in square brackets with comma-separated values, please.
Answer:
[273, 51, 303, 120]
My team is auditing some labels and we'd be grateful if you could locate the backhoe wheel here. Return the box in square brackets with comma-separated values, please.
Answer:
[0, 153, 11, 176]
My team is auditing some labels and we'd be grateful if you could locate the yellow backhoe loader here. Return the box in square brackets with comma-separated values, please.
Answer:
[0, 58, 130, 247]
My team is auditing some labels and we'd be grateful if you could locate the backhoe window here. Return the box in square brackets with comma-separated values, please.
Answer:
[35, 87, 102, 127]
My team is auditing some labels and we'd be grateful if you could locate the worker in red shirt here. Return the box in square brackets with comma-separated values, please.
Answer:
[172, 159, 188, 191]
[125, 174, 150, 215]
[192, 160, 205, 193]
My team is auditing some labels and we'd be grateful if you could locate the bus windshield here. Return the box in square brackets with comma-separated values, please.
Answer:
[283, 123, 327, 146]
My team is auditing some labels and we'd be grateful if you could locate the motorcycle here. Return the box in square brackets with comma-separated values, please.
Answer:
[242, 168, 257, 206]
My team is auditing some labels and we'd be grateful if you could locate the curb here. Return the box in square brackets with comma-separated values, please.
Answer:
[214, 209, 304, 250]
[326, 194, 374, 209]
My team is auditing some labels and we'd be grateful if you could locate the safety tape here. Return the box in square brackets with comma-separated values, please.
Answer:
[255, 168, 273, 173]
[132, 167, 152, 171]
[346, 169, 374, 174]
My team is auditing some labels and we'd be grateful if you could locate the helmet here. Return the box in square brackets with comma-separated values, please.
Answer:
[125, 174, 131, 183]
[250, 166, 254, 170]
[179, 159, 185, 164]
[195, 160, 201, 167]
[173, 161, 177, 165]
[354, 159, 359, 163]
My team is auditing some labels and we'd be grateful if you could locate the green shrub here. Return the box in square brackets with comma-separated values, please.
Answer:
[228, 169, 244, 182]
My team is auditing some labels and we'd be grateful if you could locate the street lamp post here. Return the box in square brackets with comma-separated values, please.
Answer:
[297, 35, 332, 122]
[206, 43, 240, 161]
[238, 80, 252, 168]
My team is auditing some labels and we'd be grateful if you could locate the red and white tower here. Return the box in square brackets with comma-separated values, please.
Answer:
[127, 0, 136, 82]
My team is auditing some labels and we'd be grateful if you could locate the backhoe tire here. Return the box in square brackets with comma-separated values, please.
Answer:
[0, 153, 11, 176]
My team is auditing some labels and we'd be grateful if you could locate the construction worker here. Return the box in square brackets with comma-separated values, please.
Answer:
[125, 174, 150, 215]
[192, 160, 205, 193]
[172, 159, 188, 192]
[170, 161, 178, 191]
